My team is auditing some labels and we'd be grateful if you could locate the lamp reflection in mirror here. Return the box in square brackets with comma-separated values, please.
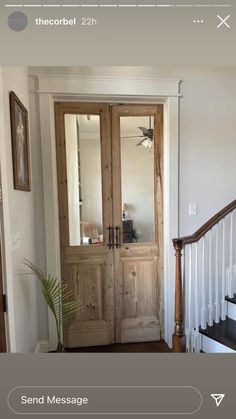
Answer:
[122, 203, 128, 220]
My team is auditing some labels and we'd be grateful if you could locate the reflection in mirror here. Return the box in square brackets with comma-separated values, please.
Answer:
[65, 114, 103, 246]
[120, 116, 155, 244]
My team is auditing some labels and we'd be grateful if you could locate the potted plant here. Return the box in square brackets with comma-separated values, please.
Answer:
[24, 259, 80, 352]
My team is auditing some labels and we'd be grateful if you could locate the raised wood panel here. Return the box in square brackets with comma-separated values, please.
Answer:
[63, 259, 114, 348]
[120, 244, 159, 258]
[66, 320, 112, 348]
[123, 260, 157, 318]
[120, 258, 160, 343]
[69, 263, 105, 321]
[121, 318, 160, 343]
[63, 246, 108, 264]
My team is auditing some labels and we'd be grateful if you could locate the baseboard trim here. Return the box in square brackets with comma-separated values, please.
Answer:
[34, 340, 50, 353]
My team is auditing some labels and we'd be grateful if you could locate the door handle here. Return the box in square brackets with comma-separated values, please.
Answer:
[107, 226, 114, 249]
[115, 225, 120, 249]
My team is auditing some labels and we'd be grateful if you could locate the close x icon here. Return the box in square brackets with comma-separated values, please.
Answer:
[217, 14, 231, 28]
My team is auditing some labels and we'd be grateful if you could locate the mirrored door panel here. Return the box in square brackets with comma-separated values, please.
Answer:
[65, 114, 103, 246]
[120, 116, 155, 244]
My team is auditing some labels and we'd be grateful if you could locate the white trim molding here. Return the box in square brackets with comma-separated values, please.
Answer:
[0, 68, 17, 352]
[201, 335, 236, 353]
[35, 74, 180, 350]
[36, 75, 181, 98]
[34, 340, 50, 354]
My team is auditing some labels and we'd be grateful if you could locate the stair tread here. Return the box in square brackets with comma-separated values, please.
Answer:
[225, 295, 236, 305]
[199, 317, 236, 351]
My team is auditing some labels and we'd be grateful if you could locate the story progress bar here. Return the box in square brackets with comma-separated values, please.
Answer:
[3, 4, 233, 9]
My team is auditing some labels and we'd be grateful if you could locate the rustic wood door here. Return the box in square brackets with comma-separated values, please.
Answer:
[0, 240, 6, 352]
[112, 105, 163, 343]
[55, 103, 114, 348]
[55, 103, 163, 348]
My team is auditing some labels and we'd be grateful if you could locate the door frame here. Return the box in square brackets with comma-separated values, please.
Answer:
[0, 70, 10, 352]
[36, 75, 181, 350]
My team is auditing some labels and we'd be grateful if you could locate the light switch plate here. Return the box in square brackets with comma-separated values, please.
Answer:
[189, 202, 198, 216]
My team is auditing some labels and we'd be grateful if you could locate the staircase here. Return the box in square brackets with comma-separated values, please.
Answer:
[172, 199, 236, 353]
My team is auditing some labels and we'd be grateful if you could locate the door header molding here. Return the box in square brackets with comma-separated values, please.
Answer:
[33, 75, 181, 98]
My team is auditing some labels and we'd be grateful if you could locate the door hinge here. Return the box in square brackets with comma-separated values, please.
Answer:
[3, 294, 8, 313]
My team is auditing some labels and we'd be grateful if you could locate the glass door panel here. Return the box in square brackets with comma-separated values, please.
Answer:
[120, 116, 155, 244]
[65, 114, 103, 246]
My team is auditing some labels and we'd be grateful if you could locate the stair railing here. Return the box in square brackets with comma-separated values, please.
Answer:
[172, 199, 236, 352]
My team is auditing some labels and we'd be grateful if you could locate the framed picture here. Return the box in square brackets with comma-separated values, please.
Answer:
[9, 91, 31, 191]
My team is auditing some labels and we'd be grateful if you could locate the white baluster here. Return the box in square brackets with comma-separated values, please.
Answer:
[201, 237, 207, 329]
[183, 247, 190, 352]
[189, 244, 198, 352]
[188, 244, 193, 352]
[185, 329, 190, 353]
[215, 224, 220, 323]
[192, 328, 201, 353]
[229, 212, 234, 298]
[208, 230, 213, 326]
[194, 243, 199, 329]
[221, 219, 227, 320]
[233, 211, 236, 296]
[193, 242, 201, 353]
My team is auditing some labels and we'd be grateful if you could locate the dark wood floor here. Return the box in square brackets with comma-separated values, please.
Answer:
[66, 340, 171, 353]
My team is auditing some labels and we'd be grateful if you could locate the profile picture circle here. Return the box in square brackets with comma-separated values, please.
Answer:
[8, 12, 28, 31]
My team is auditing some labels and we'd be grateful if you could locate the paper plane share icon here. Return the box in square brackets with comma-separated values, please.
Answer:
[211, 394, 225, 407]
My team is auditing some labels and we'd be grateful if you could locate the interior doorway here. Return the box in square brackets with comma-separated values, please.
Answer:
[55, 103, 163, 349]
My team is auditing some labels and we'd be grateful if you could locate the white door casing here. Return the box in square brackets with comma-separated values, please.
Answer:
[35, 75, 180, 351]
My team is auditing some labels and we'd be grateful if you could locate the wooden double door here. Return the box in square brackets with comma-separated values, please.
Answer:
[55, 103, 163, 348]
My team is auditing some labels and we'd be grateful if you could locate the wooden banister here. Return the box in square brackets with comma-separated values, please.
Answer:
[173, 199, 236, 247]
[172, 198, 236, 352]
[172, 241, 185, 352]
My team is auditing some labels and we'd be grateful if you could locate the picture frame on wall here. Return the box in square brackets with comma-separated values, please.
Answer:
[9, 91, 31, 191]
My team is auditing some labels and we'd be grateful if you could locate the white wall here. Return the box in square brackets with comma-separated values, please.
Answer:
[178, 69, 236, 236]
[29, 66, 236, 348]
[32, 66, 236, 237]
[0, 67, 48, 352]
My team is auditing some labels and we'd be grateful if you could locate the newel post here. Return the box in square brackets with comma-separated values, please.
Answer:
[172, 239, 186, 352]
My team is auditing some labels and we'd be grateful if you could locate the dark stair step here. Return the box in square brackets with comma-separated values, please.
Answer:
[225, 295, 236, 305]
[199, 317, 236, 351]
